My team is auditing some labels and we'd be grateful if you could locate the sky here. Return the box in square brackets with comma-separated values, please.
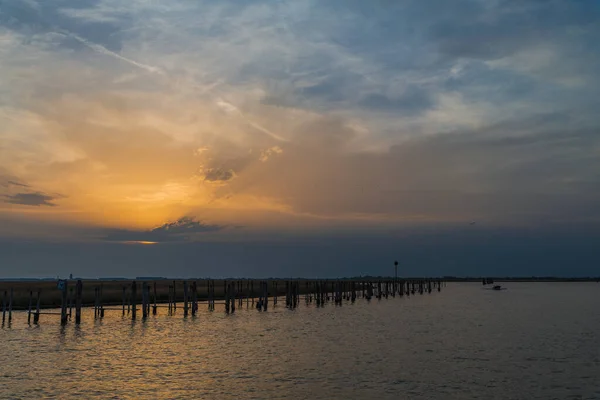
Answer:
[1, 0, 599, 278]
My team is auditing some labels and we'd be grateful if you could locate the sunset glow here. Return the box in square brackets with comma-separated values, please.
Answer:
[0, 0, 599, 277]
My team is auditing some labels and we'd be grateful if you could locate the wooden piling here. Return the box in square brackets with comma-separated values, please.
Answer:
[263, 280, 268, 311]
[60, 281, 68, 325]
[142, 282, 149, 319]
[225, 281, 230, 313]
[131, 281, 137, 320]
[75, 280, 83, 324]
[153, 282, 158, 315]
[172, 280, 177, 311]
[27, 290, 33, 324]
[246, 281, 250, 308]
[207, 281, 213, 311]
[122, 286, 126, 316]
[68, 287, 73, 319]
[2, 290, 6, 324]
[182, 280, 188, 317]
[33, 289, 41, 324]
[100, 284, 105, 318]
[94, 287, 98, 318]
[191, 281, 197, 316]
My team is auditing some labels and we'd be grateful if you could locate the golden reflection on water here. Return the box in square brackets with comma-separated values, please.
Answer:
[1, 283, 600, 399]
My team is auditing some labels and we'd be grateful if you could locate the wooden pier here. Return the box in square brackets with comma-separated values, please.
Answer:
[0, 278, 445, 326]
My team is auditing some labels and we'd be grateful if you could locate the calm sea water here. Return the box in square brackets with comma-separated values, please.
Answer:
[1, 283, 599, 399]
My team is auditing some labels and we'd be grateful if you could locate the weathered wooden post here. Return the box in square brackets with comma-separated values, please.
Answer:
[100, 284, 105, 318]
[68, 287, 74, 319]
[94, 287, 98, 318]
[321, 281, 325, 305]
[206, 281, 211, 311]
[2, 290, 6, 324]
[168, 285, 172, 313]
[191, 281, 197, 316]
[172, 280, 177, 311]
[225, 281, 231, 313]
[153, 282, 158, 315]
[131, 281, 137, 320]
[263, 280, 268, 311]
[75, 280, 83, 324]
[60, 280, 69, 326]
[7, 288, 13, 323]
[122, 286, 126, 316]
[292, 281, 298, 308]
[305, 282, 309, 304]
[33, 289, 41, 324]
[230, 282, 235, 313]
[142, 282, 148, 319]
[183, 280, 189, 317]
[246, 281, 250, 308]
[27, 290, 33, 324]
[147, 283, 151, 316]
[230, 281, 234, 311]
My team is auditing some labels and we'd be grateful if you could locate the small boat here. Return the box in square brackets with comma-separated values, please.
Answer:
[484, 284, 507, 291]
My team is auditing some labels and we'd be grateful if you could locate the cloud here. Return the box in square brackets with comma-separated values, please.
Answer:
[102, 217, 224, 243]
[4, 192, 58, 206]
[0, 0, 599, 238]
[203, 167, 234, 182]
[216, 112, 600, 225]
[7, 180, 30, 188]
[358, 87, 434, 115]
[1, 175, 62, 207]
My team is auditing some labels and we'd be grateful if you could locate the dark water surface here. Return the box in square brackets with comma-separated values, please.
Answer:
[1, 283, 599, 399]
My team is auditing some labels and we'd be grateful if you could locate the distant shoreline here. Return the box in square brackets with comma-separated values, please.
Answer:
[0, 277, 599, 282]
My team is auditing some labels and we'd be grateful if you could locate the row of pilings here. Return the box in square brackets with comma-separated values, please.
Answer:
[1, 278, 445, 326]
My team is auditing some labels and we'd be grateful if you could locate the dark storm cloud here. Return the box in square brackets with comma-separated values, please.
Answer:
[102, 217, 224, 243]
[4, 192, 57, 206]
